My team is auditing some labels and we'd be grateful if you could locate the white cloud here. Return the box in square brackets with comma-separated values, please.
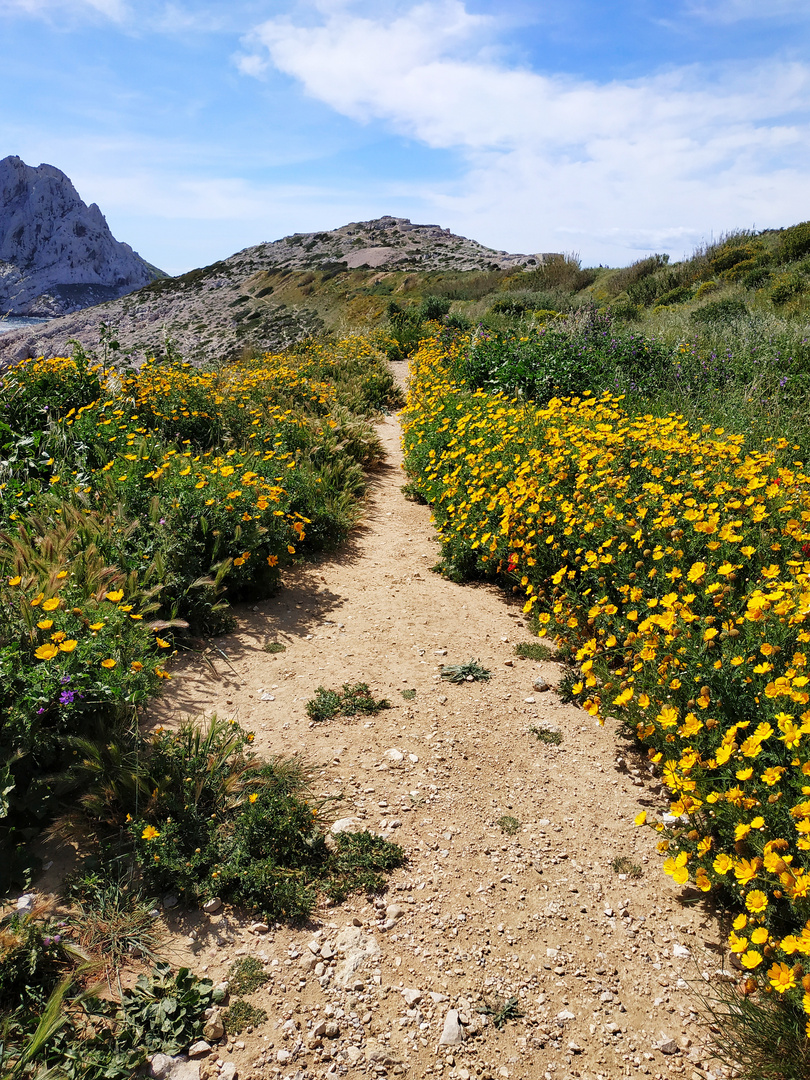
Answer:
[239, 0, 810, 263]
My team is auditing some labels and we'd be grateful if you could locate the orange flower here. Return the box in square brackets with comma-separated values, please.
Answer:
[101, 658, 116, 669]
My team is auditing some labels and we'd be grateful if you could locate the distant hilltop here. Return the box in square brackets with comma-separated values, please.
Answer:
[0, 155, 163, 317]
[0, 211, 561, 367]
[249, 214, 560, 273]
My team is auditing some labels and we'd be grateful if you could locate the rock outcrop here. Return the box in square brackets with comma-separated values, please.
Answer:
[0, 155, 161, 316]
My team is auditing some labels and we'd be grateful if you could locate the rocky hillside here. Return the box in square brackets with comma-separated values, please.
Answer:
[0, 215, 557, 367]
[0, 155, 162, 318]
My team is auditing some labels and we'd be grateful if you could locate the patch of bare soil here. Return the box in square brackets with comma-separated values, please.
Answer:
[39, 367, 731, 1080]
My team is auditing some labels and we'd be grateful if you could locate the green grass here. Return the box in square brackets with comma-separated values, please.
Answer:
[528, 725, 563, 746]
[497, 815, 520, 835]
[514, 641, 555, 661]
[610, 855, 643, 879]
[263, 641, 286, 654]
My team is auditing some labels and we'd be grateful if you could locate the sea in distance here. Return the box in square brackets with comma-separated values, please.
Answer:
[0, 316, 50, 335]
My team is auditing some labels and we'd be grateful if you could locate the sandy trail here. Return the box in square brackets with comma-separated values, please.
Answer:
[146, 370, 725, 1080]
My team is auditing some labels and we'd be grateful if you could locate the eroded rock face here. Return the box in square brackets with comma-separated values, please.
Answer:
[0, 155, 160, 316]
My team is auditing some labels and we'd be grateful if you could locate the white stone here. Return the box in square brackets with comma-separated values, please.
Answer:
[439, 1009, 464, 1046]
[332, 926, 381, 987]
[187, 1041, 211, 1059]
[149, 1054, 173, 1078]
[331, 817, 363, 835]
[401, 988, 422, 1006]
[202, 898, 222, 914]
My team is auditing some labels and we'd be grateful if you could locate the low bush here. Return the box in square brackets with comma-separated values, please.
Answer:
[64, 716, 403, 919]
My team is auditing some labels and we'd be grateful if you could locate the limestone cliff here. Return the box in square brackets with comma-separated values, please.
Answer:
[0, 155, 161, 316]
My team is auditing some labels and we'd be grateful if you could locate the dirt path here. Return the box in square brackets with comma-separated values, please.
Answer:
[147, 371, 727, 1080]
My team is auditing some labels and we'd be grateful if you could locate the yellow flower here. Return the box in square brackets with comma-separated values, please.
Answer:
[37, 619, 54, 630]
[58, 640, 78, 653]
[155, 637, 171, 649]
[41, 598, 60, 612]
[101, 658, 117, 668]
[740, 949, 763, 969]
[768, 962, 796, 994]
[105, 590, 124, 603]
[141, 825, 160, 840]
[89, 621, 105, 630]
[713, 853, 733, 875]
[249, 793, 258, 803]
[34, 643, 58, 660]
[131, 661, 144, 671]
[634, 811, 647, 826]
[287, 545, 296, 554]
[8, 576, 21, 586]
[745, 890, 768, 914]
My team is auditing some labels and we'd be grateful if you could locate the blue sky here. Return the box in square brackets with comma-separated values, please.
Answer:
[3, 0, 809, 274]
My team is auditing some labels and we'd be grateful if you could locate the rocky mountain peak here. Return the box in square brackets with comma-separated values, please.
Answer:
[0, 155, 161, 316]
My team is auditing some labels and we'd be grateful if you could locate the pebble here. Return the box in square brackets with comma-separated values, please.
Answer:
[384, 748, 404, 763]
[203, 1013, 224, 1041]
[220, 1065, 237, 1080]
[202, 898, 222, 914]
[401, 988, 422, 1005]
[656, 1033, 679, 1055]
[439, 1009, 464, 1046]
[16, 894, 36, 913]
[387, 904, 406, 921]
[149, 1054, 173, 1078]
[188, 1041, 211, 1058]
[163, 895, 179, 910]
[249, 923, 269, 935]
[276, 1049, 291, 1063]
[533, 677, 551, 692]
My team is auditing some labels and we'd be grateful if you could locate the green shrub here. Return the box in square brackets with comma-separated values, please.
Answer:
[769, 270, 808, 305]
[306, 682, 391, 722]
[113, 718, 403, 918]
[227, 957, 267, 996]
[690, 297, 749, 324]
[224, 998, 267, 1034]
[776, 220, 810, 264]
